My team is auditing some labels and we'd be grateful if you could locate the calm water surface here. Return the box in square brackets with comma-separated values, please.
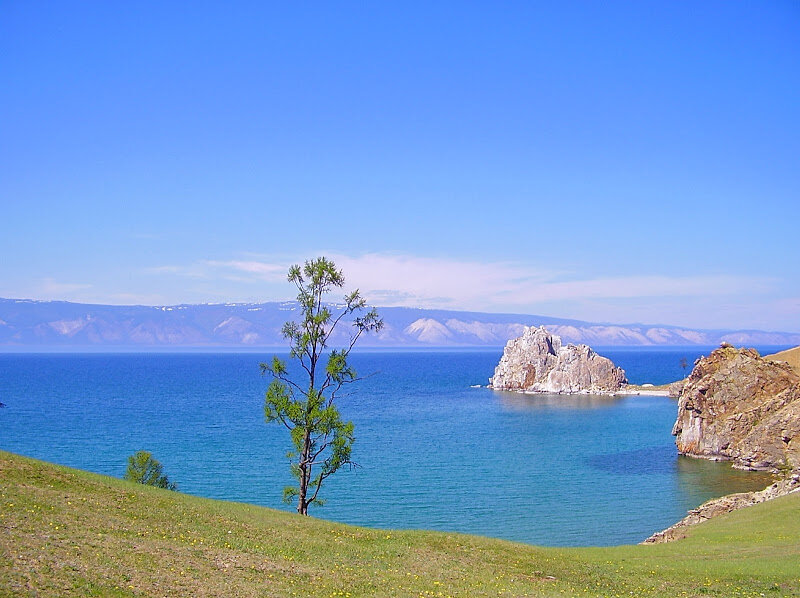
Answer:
[0, 349, 777, 546]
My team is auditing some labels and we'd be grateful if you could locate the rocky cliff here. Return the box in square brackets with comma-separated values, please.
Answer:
[489, 326, 627, 394]
[672, 344, 800, 470]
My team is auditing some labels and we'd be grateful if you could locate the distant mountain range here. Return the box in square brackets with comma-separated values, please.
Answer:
[1, 298, 798, 348]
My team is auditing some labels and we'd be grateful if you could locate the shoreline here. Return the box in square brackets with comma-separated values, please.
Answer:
[485, 384, 674, 397]
[616, 385, 672, 396]
[644, 473, 800, 543]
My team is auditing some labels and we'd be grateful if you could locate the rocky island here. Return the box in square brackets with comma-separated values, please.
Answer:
[489, 326, 627, 394]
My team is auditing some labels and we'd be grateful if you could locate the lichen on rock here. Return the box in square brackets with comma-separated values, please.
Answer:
[489, 326, 627, 394]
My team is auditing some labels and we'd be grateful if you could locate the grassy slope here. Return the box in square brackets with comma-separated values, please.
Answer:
[766, 346, 800, 376]
[1, 452, 799, 597]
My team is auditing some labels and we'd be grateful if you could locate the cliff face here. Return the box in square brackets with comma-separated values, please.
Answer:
[672, 345, 800, 470]
[489, 326, 627, 394]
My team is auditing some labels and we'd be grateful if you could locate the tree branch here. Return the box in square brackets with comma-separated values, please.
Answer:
[273, 371, 304, 397]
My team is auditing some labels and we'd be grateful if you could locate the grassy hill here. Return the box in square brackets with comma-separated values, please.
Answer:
[766, 345, 800, 376]
[1, 451, 799, 597]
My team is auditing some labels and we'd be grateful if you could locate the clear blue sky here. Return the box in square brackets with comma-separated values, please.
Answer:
[2, 2, 798, 331]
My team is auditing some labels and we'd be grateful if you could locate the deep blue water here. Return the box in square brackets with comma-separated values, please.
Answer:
[0, 348, 782, 547]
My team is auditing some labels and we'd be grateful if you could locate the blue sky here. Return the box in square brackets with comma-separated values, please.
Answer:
[2, 2, 798, 331]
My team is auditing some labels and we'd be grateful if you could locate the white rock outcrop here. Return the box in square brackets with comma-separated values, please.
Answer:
[489, 326, 627, 394]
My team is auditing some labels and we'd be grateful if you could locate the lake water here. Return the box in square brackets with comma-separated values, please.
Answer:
[0, 348, 781, 546]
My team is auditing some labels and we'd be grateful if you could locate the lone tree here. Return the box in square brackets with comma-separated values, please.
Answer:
[261, 257, 382, 515]
[124, 450, 177, 490]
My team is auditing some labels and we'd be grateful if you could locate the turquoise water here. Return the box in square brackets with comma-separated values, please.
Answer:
[0, 349, 777, 546]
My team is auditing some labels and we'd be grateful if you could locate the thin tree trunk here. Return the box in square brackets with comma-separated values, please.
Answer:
[298, 428, 311, 515]
[300, 360, 316, 516]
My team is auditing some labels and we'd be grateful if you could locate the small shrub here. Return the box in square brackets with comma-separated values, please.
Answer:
[124, 450, 177, 490]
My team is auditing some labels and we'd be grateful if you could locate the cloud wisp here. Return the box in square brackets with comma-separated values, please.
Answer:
[39, 278, 94, 295]
[151, 253, 773, 316]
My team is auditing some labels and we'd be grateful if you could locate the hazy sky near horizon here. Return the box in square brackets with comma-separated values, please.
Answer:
[2, 2, 799, 332]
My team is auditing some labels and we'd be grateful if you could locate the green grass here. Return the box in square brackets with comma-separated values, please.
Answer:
[765, 346, 800, 376]
[1, 451, 799, 597]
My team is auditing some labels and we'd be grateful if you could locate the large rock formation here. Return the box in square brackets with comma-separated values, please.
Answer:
[489, 326, 627, 394]
[672, 344, 800, 470]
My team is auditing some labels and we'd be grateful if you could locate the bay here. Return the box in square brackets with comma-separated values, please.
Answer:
[0, 348, 781, 546]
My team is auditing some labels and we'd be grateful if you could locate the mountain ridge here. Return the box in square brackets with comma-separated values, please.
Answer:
[1, 297, 798, 348]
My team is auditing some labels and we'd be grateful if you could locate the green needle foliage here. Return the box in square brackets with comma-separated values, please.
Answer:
[261, 257, 383, 515]
[124, 450, 177, 491]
